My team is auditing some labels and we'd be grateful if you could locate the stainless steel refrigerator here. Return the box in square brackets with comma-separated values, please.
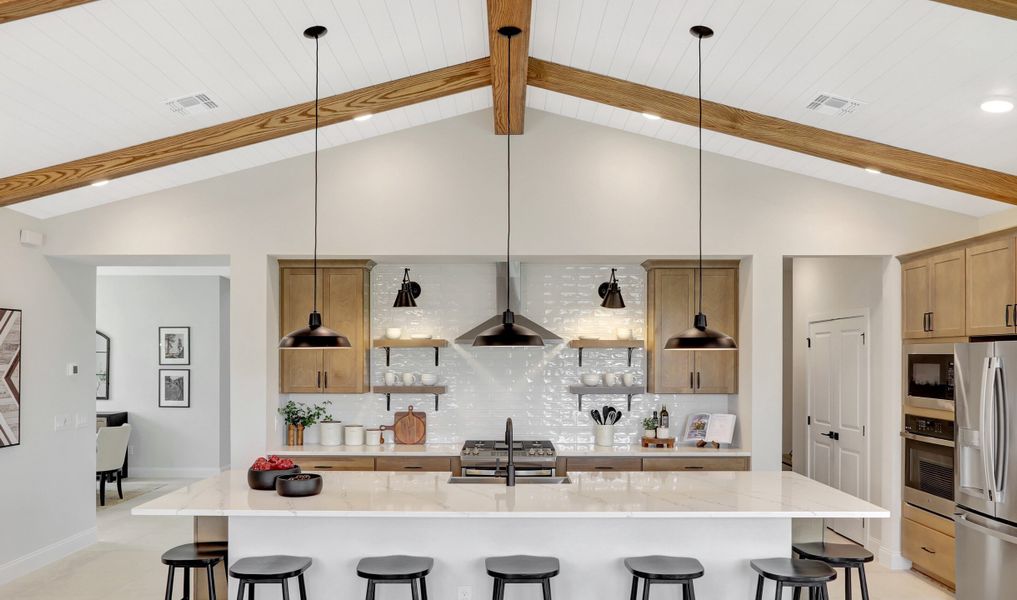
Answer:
[955, 342, 1017, 599]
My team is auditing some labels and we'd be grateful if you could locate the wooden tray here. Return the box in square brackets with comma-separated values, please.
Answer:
[641, 436, 675, 448]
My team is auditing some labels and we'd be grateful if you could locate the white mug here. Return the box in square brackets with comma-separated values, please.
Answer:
[616, 327, 633, 340]
[385, 327, 403, 340]
[344, 425, 365, 446]
[366, 429, 382, 446]
[621, 373, 635, 386]
[602, 372, 618, 386]
[384, 371, 397, 386]
[402, 372, 417, 386]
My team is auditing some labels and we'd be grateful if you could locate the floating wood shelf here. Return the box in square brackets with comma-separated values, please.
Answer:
[568, 385, 645, 411]
[567, 339, 643, 367]
[373, 338, 449, 366]
[373, 385, 446, 411]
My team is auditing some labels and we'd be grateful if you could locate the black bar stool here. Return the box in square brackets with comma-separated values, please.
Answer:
[486, 555, 559, 600]
[356, 555, 433, 600]
[793, 542, 873, 600]
[161, 542, 228, 600]
[751, 558, 836, 600]
[229, 555, 311, 600]
[624, 555, 703, 600]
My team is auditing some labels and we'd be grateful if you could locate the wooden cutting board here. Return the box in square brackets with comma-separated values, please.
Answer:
[388, 405, 426, 445]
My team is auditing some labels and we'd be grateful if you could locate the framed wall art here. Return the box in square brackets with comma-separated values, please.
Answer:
[0, 308, 22, 448]
[158, 326, 190, 365]
[158, 369, 190, 408]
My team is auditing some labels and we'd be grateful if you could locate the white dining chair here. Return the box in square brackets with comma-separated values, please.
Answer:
[96, 423, 132, 506]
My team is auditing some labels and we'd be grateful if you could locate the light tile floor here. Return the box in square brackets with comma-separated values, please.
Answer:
[0, 483, 956, 600]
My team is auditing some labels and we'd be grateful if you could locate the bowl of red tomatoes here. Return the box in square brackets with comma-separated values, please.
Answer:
[247, 455, 300, 490]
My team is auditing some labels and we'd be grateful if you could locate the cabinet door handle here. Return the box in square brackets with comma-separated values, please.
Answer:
[923, 312, 930, 332]
[402, 465, 423, 470]
[696, 372, 701, 389]
[928, 312, 934, 332]
[920, 546, 936, 555]
[690, 372, 694, 389]
[1008, 305, 1013, 328]
[324, 371, 328, 388]
[317, 371, 322, 388]
[314, 466, 333, 470]
[684, 466, 705, 470]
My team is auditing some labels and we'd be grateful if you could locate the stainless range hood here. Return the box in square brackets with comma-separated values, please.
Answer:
[456, 262, 562, 344]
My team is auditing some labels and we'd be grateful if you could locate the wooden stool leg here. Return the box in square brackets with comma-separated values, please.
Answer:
[755, 576, 765, 600]
[629, 576, 638, 600]
[99, 475, 106, 506]
[247, 581, 255, 600]
[821, 584, 830, 600]
[687, 581, 696, 600]
[206, 565, 217, 600]
[492, 578, 504, 600]
[116, 470, 124, 499]
[774, 582, 783, 600]
[164, 566, 176, 600]
[858, 565, 870, 600]
[411, 578, 420, 600]
[280, 579, 290, 600]
[366, 579, 376, 600]
[298, 575, 307, 600]
[183, 566, 191, 600]
[234, 581, 245, 600]
[420, 576, 428, 600]
[793, 586, 801, 600]
[641, 579, 650, 600]
[683, 581, 690, 600]
[541, 577, 551, 600]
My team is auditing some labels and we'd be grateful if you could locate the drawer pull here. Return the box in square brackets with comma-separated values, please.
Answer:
[684, 466, 705, 470]
[314, 466, 333, 470]
[920, 546, 936, 555]
[595, 466, 615, 470]
[403, 466, 423, 470]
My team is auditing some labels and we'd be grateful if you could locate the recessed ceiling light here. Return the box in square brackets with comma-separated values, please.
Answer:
[864, 167, 881, 175]
[91, 179, 110, 187]
[642, 112, 661, 120]
[981, 98, 1014, 114]
[353, 114, 372, 122]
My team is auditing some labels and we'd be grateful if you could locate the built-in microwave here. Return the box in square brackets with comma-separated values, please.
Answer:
[905, 344, 955, 411]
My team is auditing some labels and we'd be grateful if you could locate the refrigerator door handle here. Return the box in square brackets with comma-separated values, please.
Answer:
[995, 363, 1010, 498]
[982, 356, 998, 502]
[957, 512, 1017, 545]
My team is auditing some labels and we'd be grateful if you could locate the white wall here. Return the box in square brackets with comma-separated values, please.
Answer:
[788, 256, 899, 560]
[0, 210, 96, 584]
[96, 275, 229, 477]
[296, 263, 735, 446]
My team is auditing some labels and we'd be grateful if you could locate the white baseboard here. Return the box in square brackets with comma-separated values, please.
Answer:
[0, 527, 97, 586]
[129, 466, 223, 479]
[878, 544, 912, 570]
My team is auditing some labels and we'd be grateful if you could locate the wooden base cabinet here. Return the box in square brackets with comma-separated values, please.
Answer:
[279, 260, 374, 394]
[902, 504, 955, 588]
[643, 261, 739, 394]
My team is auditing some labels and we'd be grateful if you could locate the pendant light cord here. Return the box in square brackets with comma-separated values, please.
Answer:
[505, 32, 513, 314]
[312, 32, 321, 315]
[696, 32, 704, 317]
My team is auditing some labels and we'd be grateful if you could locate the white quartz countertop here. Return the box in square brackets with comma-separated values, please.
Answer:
[270, 443, 751, 458]
[132, 470, 888, 519]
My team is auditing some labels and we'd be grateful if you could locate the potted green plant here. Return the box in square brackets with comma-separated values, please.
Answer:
[642, 416, 658, 439]
[279, 400, 316, 446]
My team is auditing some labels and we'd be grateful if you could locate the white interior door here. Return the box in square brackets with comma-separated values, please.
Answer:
[807, 315, 870, 544]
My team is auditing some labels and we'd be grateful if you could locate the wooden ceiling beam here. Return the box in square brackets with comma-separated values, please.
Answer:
[0, 0, 95, 24]
[488, 0, 531, 134]
[0, 58, 492, 207]
[930, 0, 1017, 20]
[527, 57, 1017, 205]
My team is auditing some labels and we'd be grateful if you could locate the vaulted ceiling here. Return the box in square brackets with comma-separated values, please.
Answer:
[2, 0, 1016, 218]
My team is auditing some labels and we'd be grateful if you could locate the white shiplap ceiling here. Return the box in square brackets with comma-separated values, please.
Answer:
[3, 0, 1017, 218]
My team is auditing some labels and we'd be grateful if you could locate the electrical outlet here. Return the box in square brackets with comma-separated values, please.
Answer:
[75, 413, 90, 429]
[53, 414, 71, 431]
[457, 586, 472, 600]
[128, 445, 136, 456]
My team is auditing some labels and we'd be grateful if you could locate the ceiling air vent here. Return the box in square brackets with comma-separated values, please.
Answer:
[806, 93, 865, 116]
[164, 93, 219, 116]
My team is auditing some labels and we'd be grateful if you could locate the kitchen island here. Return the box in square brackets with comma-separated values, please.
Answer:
[135, 470, 887, 599]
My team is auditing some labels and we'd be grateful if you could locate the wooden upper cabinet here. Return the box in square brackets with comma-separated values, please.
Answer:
[694, 268, 739, 393]
[644, 261, 739, 394]
[966, 237, 1015, 337]
[928, 249, 965, 338]
[902, 259, 932, 340]
[279, 260, 374, 394]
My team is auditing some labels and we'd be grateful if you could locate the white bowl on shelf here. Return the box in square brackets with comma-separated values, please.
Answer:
[420, 374, 438, 386]
[580, 373, 601, 387]
[578, 335, 600, 340]
[410, 333, 433, 340]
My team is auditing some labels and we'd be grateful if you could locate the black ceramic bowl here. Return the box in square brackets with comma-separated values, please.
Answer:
[247, 466, 300, 490]
[275, 473, 323, 497]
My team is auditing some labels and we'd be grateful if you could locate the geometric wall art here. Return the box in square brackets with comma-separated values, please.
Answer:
[0, 308, 22, 448]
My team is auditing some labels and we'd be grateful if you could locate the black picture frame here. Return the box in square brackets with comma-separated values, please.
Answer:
[159, 326, 190, 366]
[158, 369, 190, 408]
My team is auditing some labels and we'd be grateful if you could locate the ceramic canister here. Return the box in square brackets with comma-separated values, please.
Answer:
[344, 425, 365, 446]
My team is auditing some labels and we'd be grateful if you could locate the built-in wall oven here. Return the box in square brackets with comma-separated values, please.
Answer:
[902, 414, 955, 518]
[905, 344, 955, 412]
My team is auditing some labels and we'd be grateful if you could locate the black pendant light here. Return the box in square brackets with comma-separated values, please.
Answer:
[473, 26, 543, 348]
[279, 25, 351, 349]
[665, 26, 736, 352]
[393, 268, 421, 307]
[598, 268, 626, 309]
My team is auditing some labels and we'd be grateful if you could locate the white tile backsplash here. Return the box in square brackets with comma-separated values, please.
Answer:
[282, 263, 737, 445]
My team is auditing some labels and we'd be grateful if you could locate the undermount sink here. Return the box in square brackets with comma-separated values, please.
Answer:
[447, 476, 572, 485]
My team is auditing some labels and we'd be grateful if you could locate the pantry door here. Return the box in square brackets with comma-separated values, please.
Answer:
[807, 314, 870, 544]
